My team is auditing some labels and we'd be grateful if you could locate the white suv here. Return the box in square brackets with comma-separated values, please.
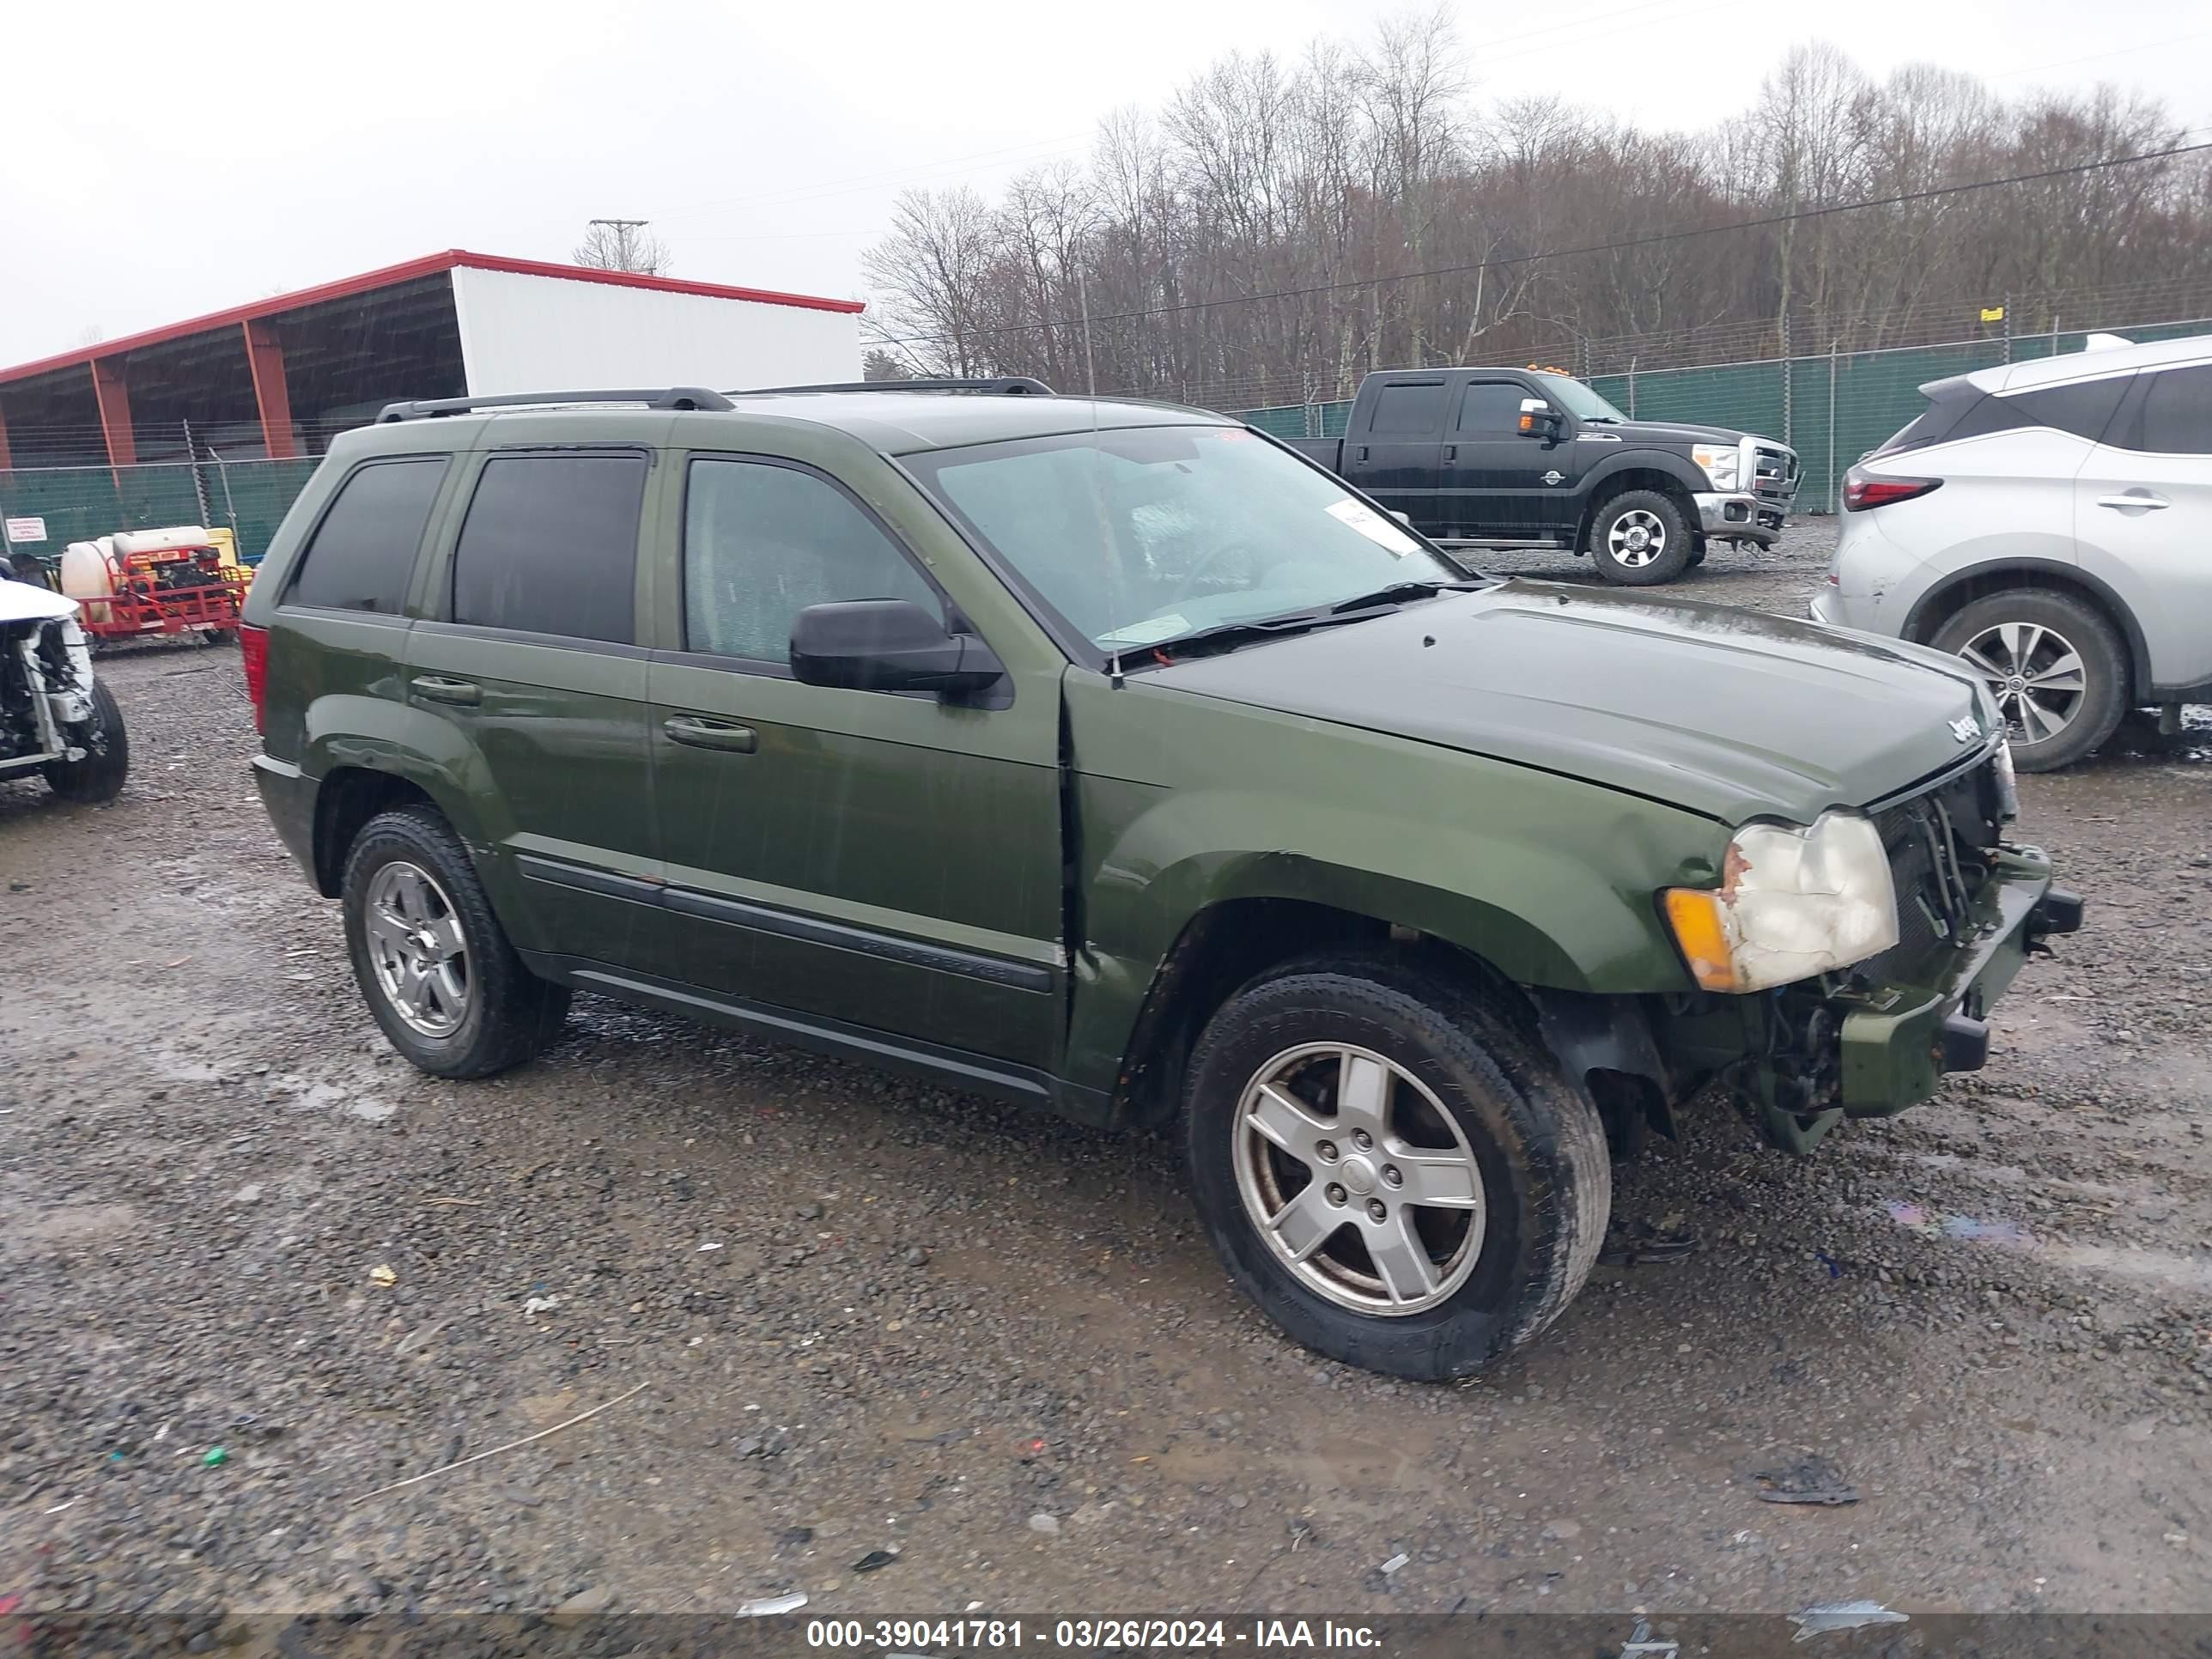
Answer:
[1812, 333, 2212, 769]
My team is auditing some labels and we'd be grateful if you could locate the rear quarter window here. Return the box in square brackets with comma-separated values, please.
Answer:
[2124, 364, 2212, 454]
[2003, 375, 2130, 443]
[283, 457, 448, 614]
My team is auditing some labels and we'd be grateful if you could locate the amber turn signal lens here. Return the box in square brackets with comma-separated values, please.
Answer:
[1662, 888, 1737, 993]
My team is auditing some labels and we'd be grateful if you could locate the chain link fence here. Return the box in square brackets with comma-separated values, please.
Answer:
[3, 310, 2205, 563]
[0, 455, 319, 566]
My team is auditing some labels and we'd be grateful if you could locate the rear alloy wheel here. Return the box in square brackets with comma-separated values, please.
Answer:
[1932, 588, 2126, 771]
[1588, 489, 1692, 585]
[1184, 950, 1610, 1380]
[342, 804, 570, 1077]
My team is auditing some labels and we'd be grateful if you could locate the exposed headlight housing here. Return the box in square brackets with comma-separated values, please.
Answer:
[1990, 740, 2019, 823]
[1692, 442, 1741, 492]
[1662, 811, 1899, 994]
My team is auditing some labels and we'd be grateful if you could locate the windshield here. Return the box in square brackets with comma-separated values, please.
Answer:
[906, 424, 1465, 654]
[1531, 373, 1628, 423]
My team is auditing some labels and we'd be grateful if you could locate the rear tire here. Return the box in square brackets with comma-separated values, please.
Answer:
[1930, 587, 2126, 771]
[1182, 950, 1610, 1381]
[43, 680, 129, 804]
[340, 804, 570, 1078]
[1587, 489, 1692, 586]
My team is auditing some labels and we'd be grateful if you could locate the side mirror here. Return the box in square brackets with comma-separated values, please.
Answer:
[790, 599, 1005, 696]
[1517, 398, 1563, 438]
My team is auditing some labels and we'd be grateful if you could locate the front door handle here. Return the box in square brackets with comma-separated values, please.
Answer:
[410, 676, 482, 707]
[664, 715, 757, 753]
[2096, 492, 2170, 510]
[1443, 444, 1457, 462]
[1355, 445, 1369, 464]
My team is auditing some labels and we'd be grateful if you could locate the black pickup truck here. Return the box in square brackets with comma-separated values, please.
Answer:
[1286, 367, 1799, 585]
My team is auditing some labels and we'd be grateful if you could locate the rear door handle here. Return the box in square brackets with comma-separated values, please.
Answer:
[409, 676, 482, 707]
[664, 715, 757, 753]
[1443, 444, 1457, 462]
[2096, 492, 2170, 510]
[1355, 445, 1369, 464]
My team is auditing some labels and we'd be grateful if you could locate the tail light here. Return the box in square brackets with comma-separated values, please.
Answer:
[240, 623, 270, 732]
[1844, 466, 1942, 512]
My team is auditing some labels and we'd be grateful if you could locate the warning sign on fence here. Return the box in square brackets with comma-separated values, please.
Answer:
[3, 516, 47, 544]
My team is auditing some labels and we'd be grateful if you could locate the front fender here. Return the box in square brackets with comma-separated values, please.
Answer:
[1583, 449, 1710, 503]
[1060, 678, 1725, 1097]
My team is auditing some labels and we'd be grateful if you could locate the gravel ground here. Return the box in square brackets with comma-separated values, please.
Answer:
[3, 521, 2209, 1627]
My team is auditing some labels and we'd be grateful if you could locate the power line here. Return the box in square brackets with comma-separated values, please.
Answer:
[868, 137, 2212, 349]
[648, 133, 1089, 222]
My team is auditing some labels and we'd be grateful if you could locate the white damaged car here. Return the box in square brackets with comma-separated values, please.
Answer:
[0, 575, 128, 802]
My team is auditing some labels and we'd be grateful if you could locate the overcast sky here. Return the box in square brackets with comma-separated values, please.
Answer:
[3, 0, 2205, 368]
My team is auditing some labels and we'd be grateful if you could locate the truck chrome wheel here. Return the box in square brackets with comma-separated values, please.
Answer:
[1956, 621, 2084, 747]
[363, 860, 471, 1037]
[1231, 1042, 1486, 1314]
[1607, 508, 1668, 568]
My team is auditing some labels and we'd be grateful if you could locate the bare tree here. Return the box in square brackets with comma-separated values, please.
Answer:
[858, 24, 2212, 409]
[574, 220, 672, 276]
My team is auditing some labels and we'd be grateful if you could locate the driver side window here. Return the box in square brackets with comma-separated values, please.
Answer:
[684, 459, 941, 665]
[1455, 383, 1528, 435]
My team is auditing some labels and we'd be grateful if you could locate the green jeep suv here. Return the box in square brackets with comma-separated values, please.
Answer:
[241, 380, 2080, 1380]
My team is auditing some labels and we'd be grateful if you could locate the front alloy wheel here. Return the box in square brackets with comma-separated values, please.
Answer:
[1183, 950, 1611, 1380]
[1233, 1042, 1486, 1313]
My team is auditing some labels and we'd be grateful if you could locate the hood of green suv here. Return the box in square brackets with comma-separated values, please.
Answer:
[1148, 580, 1992, 825]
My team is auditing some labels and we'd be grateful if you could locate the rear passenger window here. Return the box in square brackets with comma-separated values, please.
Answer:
[1370, 381, 1447, 435]
[2131, 365, 2212, 454]
[286, 458, 446, 614]
[2007, 375, 2129, 443]
[684, 459, 939, 665]
[451, 453, 648, 643]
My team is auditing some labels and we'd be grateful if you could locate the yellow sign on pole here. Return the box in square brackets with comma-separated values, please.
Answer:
[1980, 306, 2006, 324]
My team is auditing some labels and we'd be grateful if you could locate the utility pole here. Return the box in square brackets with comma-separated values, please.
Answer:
[589, 218, 651, 271]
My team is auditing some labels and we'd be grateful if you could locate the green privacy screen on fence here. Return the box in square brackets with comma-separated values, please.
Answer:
[0, 458, 319, 566]
[1231, 318, 2212, 514]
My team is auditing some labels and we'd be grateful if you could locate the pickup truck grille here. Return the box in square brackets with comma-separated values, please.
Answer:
[1851, 755, 2004, 988]
[1750, 443, 1799, 510]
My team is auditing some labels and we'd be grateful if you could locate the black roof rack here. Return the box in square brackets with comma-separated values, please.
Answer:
[737, 376, 1056, 397]
[376, 387, 736, 422]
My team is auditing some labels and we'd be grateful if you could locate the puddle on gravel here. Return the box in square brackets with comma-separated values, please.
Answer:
[289, 1079, 397, 1121]
[1884, 1200, 2212, 1292]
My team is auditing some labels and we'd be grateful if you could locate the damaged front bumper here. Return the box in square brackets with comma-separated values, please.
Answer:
[1834, 844, 2078, 1116]
[1658, 843, 2080, 1154]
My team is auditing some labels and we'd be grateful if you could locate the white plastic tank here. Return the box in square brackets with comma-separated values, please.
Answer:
[59, 539, 120, 623]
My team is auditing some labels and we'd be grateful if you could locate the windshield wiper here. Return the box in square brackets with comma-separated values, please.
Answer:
[1134, 581, 1485, 660]
[1323, 578, 1483, 615]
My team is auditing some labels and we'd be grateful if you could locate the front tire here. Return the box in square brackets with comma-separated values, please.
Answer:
[1587, 489, 1692, 585]
[1182, 951, 1610, 1381]
[44, 680, 129, 803]
[1931, 587, 2126, 771]
[341, 805, 570, 1078]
